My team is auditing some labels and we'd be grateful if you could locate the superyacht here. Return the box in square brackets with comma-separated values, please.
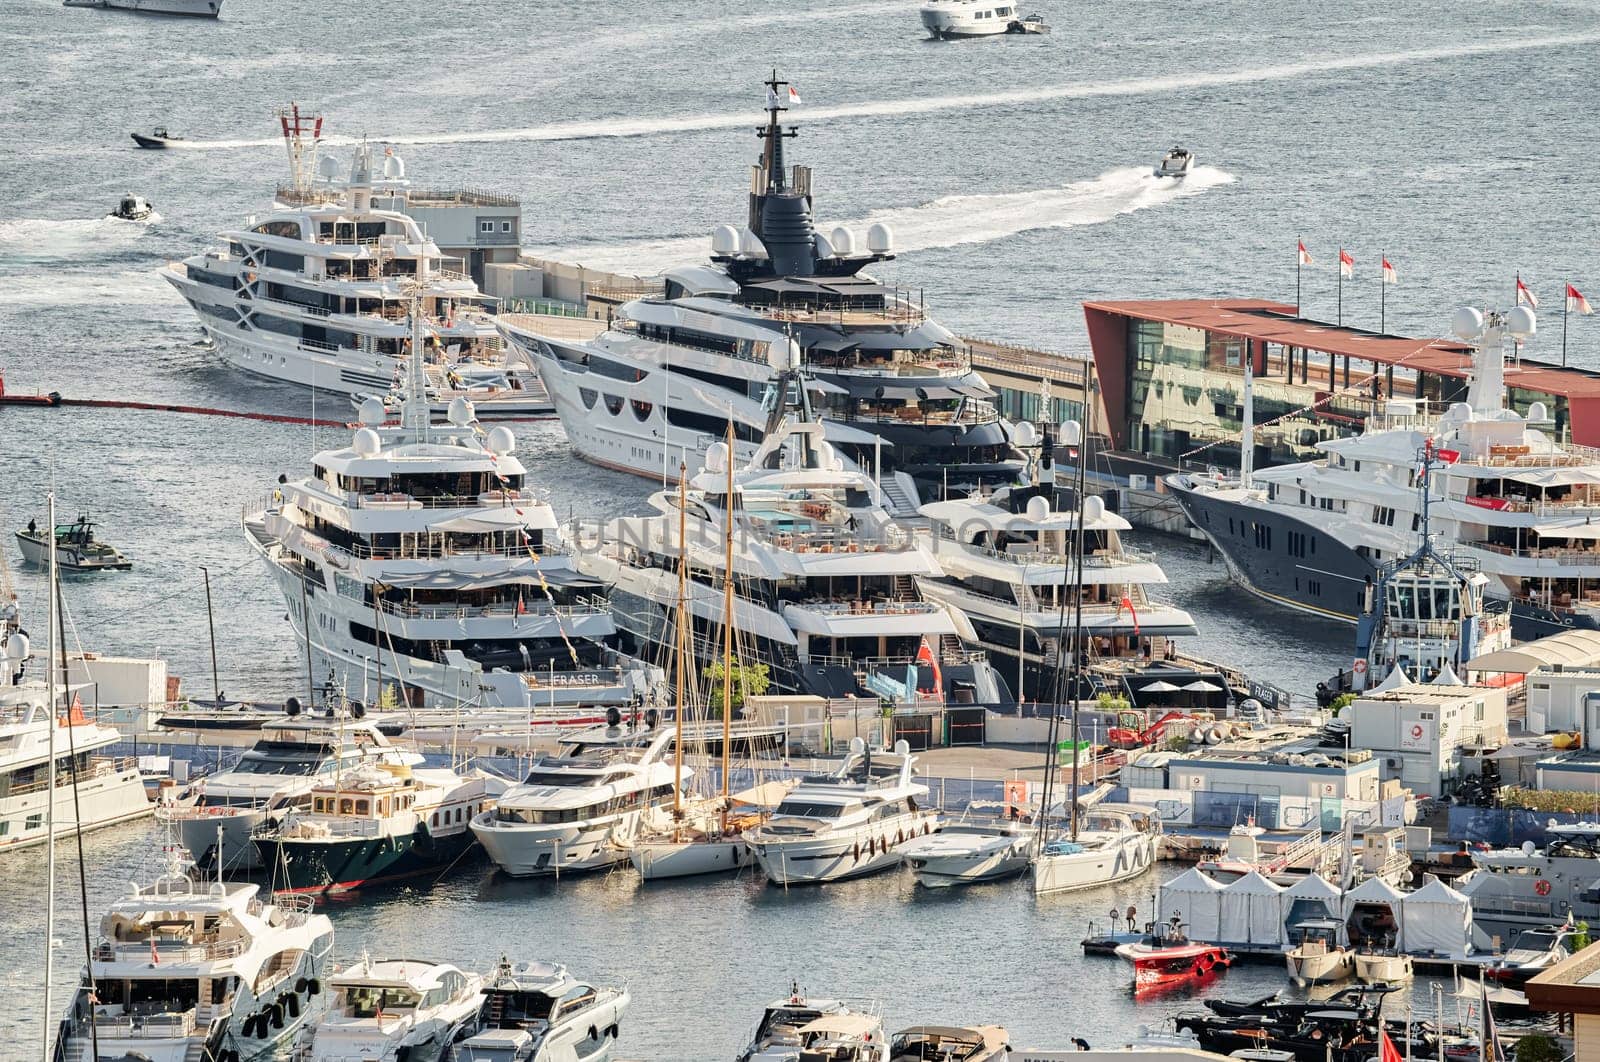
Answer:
[580, 369, 1012, 704]
[1167, 304, 1600, 640]
[500, 74, 1021, 514]
[1456, 822, 1600, 940]
[243, 303, 659, 713]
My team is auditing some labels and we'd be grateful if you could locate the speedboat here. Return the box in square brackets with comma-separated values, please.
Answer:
[1154, 146, 1194, 178]
[744, 739, 938, 886]
[1486, 925, 1574, 982]
[108, 193, 157, 222]
[130, 125, 185, 148]
[446, 958, 629, 1062]
[1115, 923, 1232, 989]
[1353, 941, 1413, 984]
[296, 957, 484, 1062]
[889, 1025, 1010, 1060]
[919, 0, 1021, 37]
[71, 0, 223, 17]
[1031, 804, 1161, 895]
[1286, 919, 1355, 986]
[898, 801, 1032, 888]
[16, 515, 131, 572]
[737, 984, 888, 1062]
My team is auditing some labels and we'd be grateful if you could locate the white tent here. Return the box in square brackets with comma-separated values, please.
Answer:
[1401, 878, 1473, 956]
[1343, 876, 1407, 950]
[1220, 871, 1287, 945]
[1157, 867, 1226, 941]
[1282, 873, 1344, 937]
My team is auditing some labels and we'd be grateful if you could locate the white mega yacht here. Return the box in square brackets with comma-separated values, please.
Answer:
[158, 712, 422, 871]
[470, 718, 685, 877]
[243, 323, 658, 713]
[295, 957, 484, 1062]
[919, 0, 1020, 37]
[164, 135, 518, 399]
[582, 372, 1011, 705]
[499, 75, 1021, 513]
[1168, 304, 1600, 643]
[449, 957, 630, 1062]
[744, 738, 937, 885]
[54, 847, 336, 1062]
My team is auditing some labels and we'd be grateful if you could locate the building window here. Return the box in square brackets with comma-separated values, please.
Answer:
[501, 221, 513, 233]
[480, 220, 494, 233]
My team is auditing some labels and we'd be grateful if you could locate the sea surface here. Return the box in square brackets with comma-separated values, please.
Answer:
[1, 0, 1596, 1054]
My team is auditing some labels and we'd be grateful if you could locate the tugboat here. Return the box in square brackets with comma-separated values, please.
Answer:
[1154, 146, 1194, 178]
[1114, 921, 1233, 989]
[107, 192, 157, 221]
[15, 515, 132, 572]
[130, 126, 184, 148]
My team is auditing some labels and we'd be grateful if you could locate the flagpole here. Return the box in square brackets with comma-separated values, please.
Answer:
[1296, 236, 1302, 316]
[1380, 249, 1387, 334]
[1337, 247, 1344, 327]
[1563, 281, 1570, 367]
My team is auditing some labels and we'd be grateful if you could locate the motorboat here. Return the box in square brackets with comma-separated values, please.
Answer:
[1286, 919, 1355, 986]
[53, 846, 335, 1062]
[744, 739, 938, 886]
[1353, 941, 1413, 984]
[919, 0, 1022, 38]
[1458, 824, 1600, 940]
[446, 957, 629, 1062]
[737, 984, 888, 1062]
[1154, 146, 1194, 178]
[470, 718, 686, 877]
[253, 762, 509, 894]
[889, 1025, 1010, 1060]
[16, 515, 131, 572]
[157, 711, 422, 871]
[1031, 804, 1161, 895]
[1485, 924, 1575, 982]
[129, 125, 185, 147]
[1114, 922, 1232, 989]
[1005, 13, 1049, 32]
[295, 957, 484, 1062]
[72, 0, 222, 17]
[108, 192, 157, 222]
[898, 801, 1032, 887]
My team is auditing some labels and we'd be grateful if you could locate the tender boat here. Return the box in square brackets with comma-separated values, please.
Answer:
[295, 957, 484, 1062]
[744, 738, 938, 886]
[71, 0, 222, 17]
[130, 125, 185, 148]
[1486, 924, 1575, 982]
[898, 801, 1032, 888]
[1115, 922, 1233, 989]
[108, 192, 157, 222]
[1286, 919, 1355, 986]
[1353, 941, 1414, 984]
[1031, 803, 1161, 895]
[889, 1025, 1009, 1060]
[446, 958, 629, 1062]
[1154, 146, 1194, 178]
[16, 515, 131, 572]
[737, 984, 888, 1062]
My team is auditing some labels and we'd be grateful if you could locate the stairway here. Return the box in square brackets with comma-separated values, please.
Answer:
[877, 471, 921, 517]
[891, 574, 916, 599]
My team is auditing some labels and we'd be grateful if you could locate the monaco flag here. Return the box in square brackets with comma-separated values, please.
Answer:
[1516, 276, 1539, 309]
[787, 85, 802, 104]
[1339, 248, 1354, 279]
[1378, 1029, 1403, 1062]
[1297, 240, 1313, 266]
[1382, 257, 1398, 284]
[1569, 284, 1594, 315]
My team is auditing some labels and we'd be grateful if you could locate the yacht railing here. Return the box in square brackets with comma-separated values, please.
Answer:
[375, 596, 607, 622]
[95, 937, 246, 964]
[935, 530, 1154, 568]
[354, 489, 548, 511]
[7, 756, 136, 797]
[788, 600, 943, 618]
[1467, 542, 1600, 566]
[89, 1009, 198, 1039]
[807, 649, 989, 670]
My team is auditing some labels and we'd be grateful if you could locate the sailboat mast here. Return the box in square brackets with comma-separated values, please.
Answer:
[721, 422, 735, 800]
[673, 463, 689, 815]
[1069, 427, 1088, 842]
[41, 493, 57, 1062]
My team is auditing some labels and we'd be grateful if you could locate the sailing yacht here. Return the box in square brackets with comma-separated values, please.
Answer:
[500, 74, 1021, 513]
[243, 288, 660, 714]
[582, 368, 1011, 705]
[1167, 304, 1600, 641]
[53, 846, 336, 1062]
[744, 738, 937, 885]
[295, 957, 484, 1062]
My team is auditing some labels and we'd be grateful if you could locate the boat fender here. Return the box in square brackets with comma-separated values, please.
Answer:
[283, 991, 300, 1018]
[294, 977, 307, 994]
[307, 978, 321, 995]
[270, 1001, 285, 1029]
[240, 1013, 259, 1039]
[923, 822, 931, 835]
[220, 1051, 240, 1062]
[896, 829, 904, 846]
[853, 841, 860, 863]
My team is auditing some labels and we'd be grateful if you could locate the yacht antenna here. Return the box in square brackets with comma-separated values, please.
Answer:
[758, 70, 798, 195]
[1240, 342, 1254, 490]
[277, 102, 324, 193]
[673, 462, 689, 818]
[54, 577, 101, 1062]
[1066, 425, 1089, 842]
[40, 492, 58, 1062]
[721, 420, 736, 804]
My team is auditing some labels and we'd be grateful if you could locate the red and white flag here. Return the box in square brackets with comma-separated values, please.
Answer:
[1382, 257, 1398, 285]
[1516, 276, 1539, 309]
[1297, 240, 1313, 266]
[787, 85, 802, 105]
[1569, 284, 1594, 316]
[1118, 594, 1141, 636]
[1378, 1028, 1403, 1062]
[1339, 248, 1355, 279]
[915, 635, 942, 695]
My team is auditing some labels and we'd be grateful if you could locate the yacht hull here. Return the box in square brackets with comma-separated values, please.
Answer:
[748, 812, 938, 885]
[1354, 952, 1413, 983]
[1032, 831, 1158, 895]
[471, 809, 644, 877]
[0, 762, 150, 852]
[1286, 948, 1355, 986]
[630, 837, 751, 880]
[168, 804, 280, 870]
[256, 824, 478, 894]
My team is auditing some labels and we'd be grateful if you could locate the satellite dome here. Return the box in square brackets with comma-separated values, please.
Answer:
[357, 396, 387, 426]
[1059, 419, 1083, 447]
[316, 155, 340, 179]
[1506, 304, 1537, 338]
[381, 151, 406, 179]
[1082, 496, 1106, 523]
[1527, 400, 1550, 423]
[447, 396, 474, 426]
[1026, 495, 1051, 521]
[813, 232, 837, 259]
[866, 222, 894, 254]
[705, 441, 729, 473]
[1012, 421, 1038, 448]
[486, 426, 516, 455]
[3, 631, 28, 662]
[352, 427, 382, 457]
[830, 226, 856, 255]
[1450, 306, 1484, 340]
[711, 225, 740, 256]
[768, 337, 800, 372]
[738, 227, 768, 257]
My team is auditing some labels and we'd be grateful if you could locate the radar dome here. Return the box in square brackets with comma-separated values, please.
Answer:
[866, 222, 894, 254]
[316, 155, 340, 179]
[813, 232, 837, 259]
[1059, 419, 1083, 447]
[486, 426, 516, 455]
[1527, 401, 1550, 423]
[739, 227, 768, 257]
[1026, 495, 1051, 521]
[768, 337, 801, 372]
[1082, 496, 1106, 523]
[357, 396, 387, 426]
[711, 225, 740, 256]
[352, 427, 382, 457]
[849, 736, 866, 754]
[1012, 421, 1038, 448]
[1507, 304, 1537, 338]
[1450, 306, 1484, 340]
[381, 151, 406, 179]
[830, 226, 856, 255]
[705, 441, 729, 473]
[447, 396, 474, 426]
[3, 631, 28, 662]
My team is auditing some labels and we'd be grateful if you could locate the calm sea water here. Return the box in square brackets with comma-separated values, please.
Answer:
[1, 0, 1595, 1054]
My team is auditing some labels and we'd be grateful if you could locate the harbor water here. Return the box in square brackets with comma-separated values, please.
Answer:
[1, 0, 1596, 1054]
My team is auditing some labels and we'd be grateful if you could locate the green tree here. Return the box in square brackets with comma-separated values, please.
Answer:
[703, 659, 771, 715]
[1512, 1033, 1562, 1062]
[1328, 692, 1356, 717]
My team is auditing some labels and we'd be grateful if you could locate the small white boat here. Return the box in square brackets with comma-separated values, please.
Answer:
[1353, 945, 1413, 984]
[107, 193, 157, 222]
[899, 803, 1032, 888]
[15, 515, 131, 572]
[888, 1024, 1011, 1060]
[1154, 145, 1194, 179]
[1286, 919, 1355, 986]
[919, 0, 1019, 37]
[1031, 804, 1161, 895]
[738, 985, 889, 1062]
[68, 0, 222, 18]
[1486, 925, 1575, 982]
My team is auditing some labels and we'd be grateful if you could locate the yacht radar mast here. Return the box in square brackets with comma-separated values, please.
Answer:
[277, 102, 324, 193]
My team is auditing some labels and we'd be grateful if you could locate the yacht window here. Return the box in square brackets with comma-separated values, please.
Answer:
[341, 985, 421, 1016]
[432, 812, 440, 827]
[519, 771, 604, 787]
[339, 799, 354, 814]
[773, 800, 848, 818]
[355, 799, 371, 815]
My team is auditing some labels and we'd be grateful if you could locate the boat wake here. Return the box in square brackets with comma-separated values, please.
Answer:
[534, 166, 1236, 274]
[0, 268, 184, 310]
[170, 32, 1600, 152]
[0, 217, 159, 264]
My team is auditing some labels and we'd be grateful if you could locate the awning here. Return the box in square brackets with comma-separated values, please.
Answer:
[1466, 628, 1600, 672]
[1531, 520, 1600, 541]
[1499, 467, 1600, 489]
[1183, 680, 1224, 692]
[798, 1014, 881, 1038]
[1139, 680, 1183, 693]
[430, 509, 542, 533]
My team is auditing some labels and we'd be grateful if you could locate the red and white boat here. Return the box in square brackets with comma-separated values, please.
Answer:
[1115, 924, 1233, 988]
